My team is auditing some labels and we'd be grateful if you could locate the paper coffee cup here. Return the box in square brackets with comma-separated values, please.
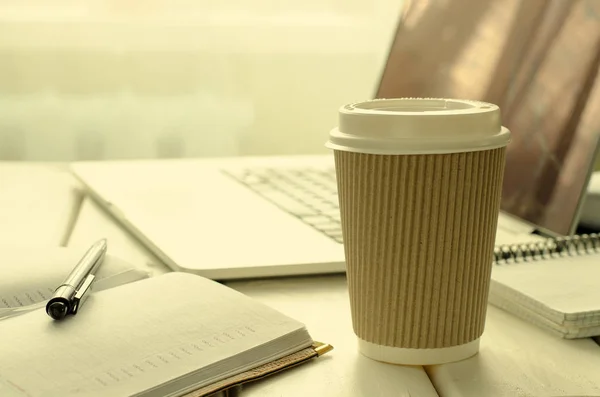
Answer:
[326, 98, 510, 365]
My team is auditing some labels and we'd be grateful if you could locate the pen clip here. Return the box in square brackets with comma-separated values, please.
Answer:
[71, 274, 96, 315]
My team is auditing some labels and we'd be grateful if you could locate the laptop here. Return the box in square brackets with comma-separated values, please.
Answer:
[70, 1, 600, 280]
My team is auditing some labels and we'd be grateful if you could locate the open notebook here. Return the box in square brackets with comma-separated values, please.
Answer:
[490, 234, 600, 339]
[0, 272, 331, 397]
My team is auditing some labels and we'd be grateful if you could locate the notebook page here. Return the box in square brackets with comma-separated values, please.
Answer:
[0, 273, 309, 397]
[491, 253, 600, 321]
[0, 245, 148, 311]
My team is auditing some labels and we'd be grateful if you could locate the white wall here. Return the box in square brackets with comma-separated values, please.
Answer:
[0, 0, 403, 160]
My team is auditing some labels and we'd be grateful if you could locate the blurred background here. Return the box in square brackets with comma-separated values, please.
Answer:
[0, 0, 402, 161]
[0, 0, 598, 171]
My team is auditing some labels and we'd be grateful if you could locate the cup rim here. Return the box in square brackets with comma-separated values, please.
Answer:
[326, 98, 511, 155]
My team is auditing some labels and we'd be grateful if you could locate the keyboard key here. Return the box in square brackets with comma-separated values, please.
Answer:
[325, 194, 339, 204]
[302, 197, 328, 208]
[318, 222, 342, 232]
[321, 208, 342, 217]
[248, 183, 276, 193]
[258, 190, 317, 216]
[327, 213, 341, 222]
[301, 215, 332, 225]
[240, 174, 265, 185]
[293, 192, 318, 205]
[326, 230, 344, 239]
[280, 187, 308, 200]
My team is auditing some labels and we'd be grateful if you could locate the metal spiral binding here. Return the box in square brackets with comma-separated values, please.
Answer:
[493, 233, 600, 264]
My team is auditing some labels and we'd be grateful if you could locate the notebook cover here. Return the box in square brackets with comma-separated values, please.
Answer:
[183, 342, 333, 397]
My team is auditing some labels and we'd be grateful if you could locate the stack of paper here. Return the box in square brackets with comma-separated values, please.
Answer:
[490, 253, 600, 338]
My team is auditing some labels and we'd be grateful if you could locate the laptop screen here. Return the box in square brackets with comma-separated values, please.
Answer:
[376, 0, 600, 236]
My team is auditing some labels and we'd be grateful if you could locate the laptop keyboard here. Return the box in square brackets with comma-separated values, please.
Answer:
[224, 167, 343, 243]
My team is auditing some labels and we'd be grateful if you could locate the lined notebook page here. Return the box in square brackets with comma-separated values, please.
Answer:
[0, 273, 310, 397]
[491, 254, 600, 322]
[0, 245, 148, 311]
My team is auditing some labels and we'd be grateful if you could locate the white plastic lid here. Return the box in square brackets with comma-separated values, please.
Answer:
[326, 98, 511, 155]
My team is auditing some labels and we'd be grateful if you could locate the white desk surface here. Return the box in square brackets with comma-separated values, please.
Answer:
[4, 162, 600, 397]
[428, 305, 600, 396]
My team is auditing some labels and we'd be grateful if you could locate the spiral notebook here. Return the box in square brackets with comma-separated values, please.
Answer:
[490, 234, 600, 339]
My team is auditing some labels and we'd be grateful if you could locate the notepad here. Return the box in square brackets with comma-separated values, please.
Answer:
[490, 234, 600, 338]
[0, 273, 325, 397]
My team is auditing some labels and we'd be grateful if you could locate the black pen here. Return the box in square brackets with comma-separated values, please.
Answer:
[46, 239, 107, 320]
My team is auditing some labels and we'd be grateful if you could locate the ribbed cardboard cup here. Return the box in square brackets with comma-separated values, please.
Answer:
[327, 98, 510, 365]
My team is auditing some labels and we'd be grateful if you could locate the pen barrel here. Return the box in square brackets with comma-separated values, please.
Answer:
[46, 239, 107, 320]
[50, 285, 77, 303]
[62, 242, 106, 291]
